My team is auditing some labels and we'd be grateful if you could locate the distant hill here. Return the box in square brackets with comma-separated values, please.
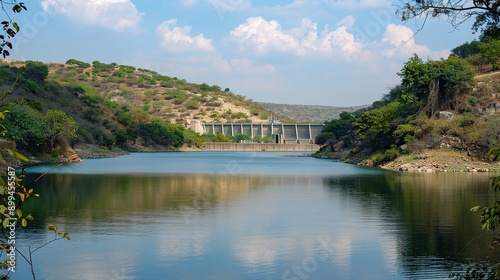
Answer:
[261, 103, 368, 123]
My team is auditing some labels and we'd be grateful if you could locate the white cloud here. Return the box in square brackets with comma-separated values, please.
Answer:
[208, 0, 251, 11]
[336, 15, 356, 29]
[41, 0, 143, 32]
[179, 0, 198, 7]
[230, 17, 301, 54]
[325, 0, 389, 9]
[156, 19, 216, 53]
[380, 24, 431, 57]
[230, 17, 365, 60]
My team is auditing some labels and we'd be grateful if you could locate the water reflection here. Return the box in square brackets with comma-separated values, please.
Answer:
[323, 172, 500, 277]
[14, 153, 500, 280]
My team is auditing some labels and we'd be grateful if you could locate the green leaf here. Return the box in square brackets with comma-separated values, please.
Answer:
[471, 206, 482, 212]
[48, 224, 56, 232]
[25, 214, 34, 221]
[14, 152, 29, 163]
[492, 176, 500, 192]
[12, 22, 19, 32]
[21, 219, 27, 227]
[15, 208, 22, 218]
[2, 218, 10, 228]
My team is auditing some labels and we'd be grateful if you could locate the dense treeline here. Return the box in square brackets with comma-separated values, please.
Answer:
[317, 37, 500, 165]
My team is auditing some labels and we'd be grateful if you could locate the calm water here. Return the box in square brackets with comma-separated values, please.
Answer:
[9, 152, 500, 280]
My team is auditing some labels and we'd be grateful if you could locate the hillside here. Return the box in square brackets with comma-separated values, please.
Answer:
[0, 59, 282, 164]
[17, 59, 272, 124]
[315, 55, 500, 172]
[260, 103, 367, 123]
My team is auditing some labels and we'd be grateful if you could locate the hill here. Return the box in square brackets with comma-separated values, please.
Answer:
[315, 54, 500, 172]
[0, 59, 283, 165]
[260, 103, 367, 123]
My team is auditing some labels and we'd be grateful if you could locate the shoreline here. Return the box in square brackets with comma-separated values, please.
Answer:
[15, 144, 500, 174]
[314, 148, 500, 173]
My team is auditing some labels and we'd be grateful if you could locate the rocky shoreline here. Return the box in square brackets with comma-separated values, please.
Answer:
[314, 148, 500, 173]
[380, 150, 500, 173]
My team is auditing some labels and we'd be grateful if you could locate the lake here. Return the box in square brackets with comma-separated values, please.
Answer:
[9, 152, 500, 280]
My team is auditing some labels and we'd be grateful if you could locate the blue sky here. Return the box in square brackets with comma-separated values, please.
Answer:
[6, 0, 477, 106]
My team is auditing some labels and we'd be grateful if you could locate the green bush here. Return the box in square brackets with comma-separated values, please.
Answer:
[166, 89, 188, 104]
[186, 99, 200, 110]
[104, 99, 119, 109]
[457, 113, 475, 127]
[66, 59, 91, 68]
[315, 132, 336, 145]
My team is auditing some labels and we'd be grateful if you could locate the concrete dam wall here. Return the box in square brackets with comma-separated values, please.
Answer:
[204, 142, 320, 152]
[191, 121, 324, 144]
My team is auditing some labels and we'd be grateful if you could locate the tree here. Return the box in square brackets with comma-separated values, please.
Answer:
[323, 112, 355, 139]
[0, 1, 26, 58]
[23, 61, 49, 83]
[43, 110, 78, 149]
[354, 101, 403, 149]
[452, 40, 482, 58]
[2, 105, 47, 150]
[479, 39, 500, 70]
[397, 54, 474, 116]
[396, 0, 500, 34]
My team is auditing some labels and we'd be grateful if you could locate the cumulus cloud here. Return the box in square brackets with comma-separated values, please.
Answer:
[325, 0, 389, 9]
[156, 19, 216, 53]
[380, 24, 431, 57]
[41, 0, 143, 32]
[231, 17, 300, 54]
[230, 16, 364, 60]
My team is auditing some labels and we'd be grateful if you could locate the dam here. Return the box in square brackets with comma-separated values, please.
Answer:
[190, 120, 324, 144]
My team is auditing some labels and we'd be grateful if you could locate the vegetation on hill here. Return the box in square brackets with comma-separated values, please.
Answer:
[0, 59, 277, 164]
[315, 38, 500, 172]
[260, 103, 366, 123]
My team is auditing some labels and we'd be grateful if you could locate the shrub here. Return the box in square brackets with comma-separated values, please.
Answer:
[315, 132, 336, 145]
[457, 113, 475, 127]
[66, 59, 91, 68]
[186, 99, 200, 110]
[104, 99, 119, 109]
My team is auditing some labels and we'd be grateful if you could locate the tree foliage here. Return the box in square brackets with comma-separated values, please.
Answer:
[450, 176, 500, 279]
[479, 39, 500, 70]
[138, 120, 184, 148]
[43, 110, 78, 149]
[322, 112, 355, 139]
[0, 1, 26, 58]
[398, 54, 474, 116]
[396, 0, 500, 34]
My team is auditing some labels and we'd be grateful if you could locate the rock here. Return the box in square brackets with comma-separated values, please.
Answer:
[61, 147, 82, 163]
[438, 111, 454, 119]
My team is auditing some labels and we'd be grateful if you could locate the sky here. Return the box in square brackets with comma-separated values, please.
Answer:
[5, 0, 478, 106]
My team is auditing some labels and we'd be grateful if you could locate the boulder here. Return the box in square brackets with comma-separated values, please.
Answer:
[438, 111, 454, 119]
